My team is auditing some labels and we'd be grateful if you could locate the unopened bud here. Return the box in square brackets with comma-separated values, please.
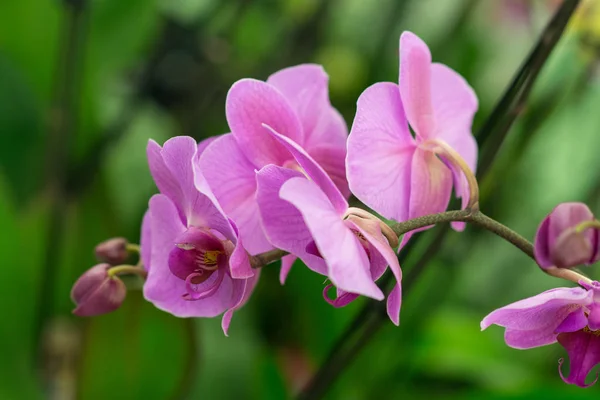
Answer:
[534, 202, 600, 269]
[95, 237, 129, 265]
[71, 264, 126, 316]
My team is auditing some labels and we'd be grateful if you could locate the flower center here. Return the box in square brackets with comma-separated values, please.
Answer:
[168, 227, 227, 285]
[583, 326, 600, 337]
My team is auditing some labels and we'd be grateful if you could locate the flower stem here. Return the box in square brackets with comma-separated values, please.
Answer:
[250, 249, 288, 268]
[107, 265, 148, 279]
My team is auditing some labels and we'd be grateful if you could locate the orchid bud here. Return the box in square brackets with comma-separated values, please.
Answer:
[95, 237, 129, 265]
[71, 264, 126, 316]
[534, 202, 600, 269]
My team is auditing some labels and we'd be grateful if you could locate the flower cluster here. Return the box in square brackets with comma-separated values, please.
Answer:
[69, 28, 600, 389]
[71, 31, 478, 335]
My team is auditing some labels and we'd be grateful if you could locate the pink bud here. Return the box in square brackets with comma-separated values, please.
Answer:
[71, 264, 126, 316]
[534, 202, 600, 269]
[95, 237, 129, 265]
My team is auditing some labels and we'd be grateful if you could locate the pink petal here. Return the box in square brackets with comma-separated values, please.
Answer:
[256, 165, 328, 277]
[408, 147, 453, 220]
[429, 63, 478, 147]
[310, 143, 350, 199]
[280, 178, 384, 300]
[399, 31, 434, 140]
[387, 284, 402, 326]
[144, 194, 234, 317]
[226, 79, 303, 167]
[267, 64, 346, 146]
[199, 134, 272, 254]
[140, 210, 152, 271]
[280, 255, 296, 284]
[147, 139, 185, 223]
[347, 82, 416, 222]
[503, 328, 560, 349]
[263, 125, 348, 215]
[558, 331, 600, 387]
[555, 309, 589, 333]
[306, 107, 348, 151]
[480, 287, 593, 331]
[228, 229, 255, 279]
[159, 136, 199, 221]
[221, 270, 260, 336]
[197, 135, 220, 156]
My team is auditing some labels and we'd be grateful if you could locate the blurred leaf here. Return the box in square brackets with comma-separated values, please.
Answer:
[0, 174, 43, 399]
[79, 292, 195, 399]
[104, 104, 173, 228]
[0, 0, 60, 101]
[0, 56, 44, 203]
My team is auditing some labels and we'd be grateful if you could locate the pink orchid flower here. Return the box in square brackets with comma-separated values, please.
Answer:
[141, 136, 258, 335]
[346, 31, 478, 237]
[482, 281, 600, 387]
[199, 64, 348, 255]
[256, 126, 402, 324]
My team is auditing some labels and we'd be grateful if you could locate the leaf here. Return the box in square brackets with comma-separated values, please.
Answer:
[78, 292, 196, 400]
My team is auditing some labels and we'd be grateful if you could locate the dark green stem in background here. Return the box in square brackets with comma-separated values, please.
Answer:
[297, 1, 581, 398]
[35, 0, 88, 362]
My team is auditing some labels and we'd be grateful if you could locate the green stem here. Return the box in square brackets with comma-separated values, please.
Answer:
[107, 265, 148, 279]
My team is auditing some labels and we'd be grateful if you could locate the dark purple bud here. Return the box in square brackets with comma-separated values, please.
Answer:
[534, 202, 600, 269]
[71, 264, 126, 316]
[95, 237, 129, 265]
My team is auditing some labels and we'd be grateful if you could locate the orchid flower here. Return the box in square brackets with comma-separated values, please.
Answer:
[255, 126, 402, 324]
[199, 64, 348, 256]
[346, 31, 478, 240]
[141, 136, 258, 335]
[481, 281, 600, 387]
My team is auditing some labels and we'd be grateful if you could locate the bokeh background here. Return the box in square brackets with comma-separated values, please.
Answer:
[2, 0, 600, 399]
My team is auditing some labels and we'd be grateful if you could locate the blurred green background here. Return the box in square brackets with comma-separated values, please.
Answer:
[2, 0, 600, 398]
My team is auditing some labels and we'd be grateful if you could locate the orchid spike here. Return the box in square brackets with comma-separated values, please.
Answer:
[346, 30, 478, 241]
[199, 64, 348, 257]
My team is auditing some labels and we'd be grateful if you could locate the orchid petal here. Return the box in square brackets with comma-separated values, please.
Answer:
[140, 210, 152, 271]
[280, 178, 384, 300]
[256, 165, 327, 276]
[430, 63, 478, 144]
[199, 134, 272, 254]
[221, 270, 260, 336]
[504, 328, 560, 349]
[310, 143, 350, 199]
[399, 31, 434, 140]
[347, 82, 416, 222]
[480, 287, 593, 331]
[280, 255, 296, 285]
[264, 125, 348, 215]
[387, 284, 402, 326]
[409, 147, 453, 220]
[558, 331, 600, 387]
[226, 79, 303, 167]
